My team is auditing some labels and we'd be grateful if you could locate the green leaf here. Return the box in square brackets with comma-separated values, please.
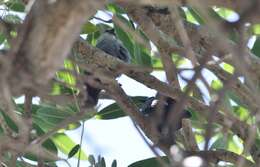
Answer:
[211, 79, 223, 90]
[227, 135, 243, 154]
[187, 107, 206, 122]
[251, 24, 260, 35]
[3, 14, 22, 23]
[210, 136, 226, 150]
[51, 82, 78, 95]
[51, 83, 62, 95]
[214, 7, 236, 20]
[172, 53, 188, 67]
[221, 62, 234, 74]
[232, 106, 251, 122]
[226, 91, 243, 106]
[52, 133, 88, 160]
[16, 103, 40, 114]
[115, 14, 135, 29]
[16, 104, 58, 155]
[185, 7, 204, 24]
[81, 22, 99, 34]
[106, 3, 126, 14]
[64, 59, 75, 70]
[128, 157, 169, 167]
[56, 71, 76, 86]
[33, 124, 58, 154]
[133, 39, 142, 64]
[152, 57, 163, 69]
[114, 23, 134, 62]
[37, 106, 72, 123]
[194, 133, 205, 144]
[255, 137, 260, 148]
[252, 37, 260, 58]
[5, 1, 25, 12]
[33, 115, 55, 132]
[68, 144, 81, 159]
[113, 14, 152, 66]
[43, 139, 58, 154]
[208, 8, 225, 22]
[96, 96, 148, 119]
[16, 161, 38, 167]
[0, 33, 6, 45]
[87, 31, 101, 46]
[33, 105, 80, 132]
[134, 44, 152, 67]
[0, 111, 18, 132]
[96, 103, 126, 119]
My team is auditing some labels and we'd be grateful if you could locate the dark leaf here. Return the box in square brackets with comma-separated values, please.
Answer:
[111, 160, 117, 167]
[68, 144, 81, 159]
[114, 23, 134, 62]
[88, 155, 96, 165]
[5, 1, 25, 12]
[252, 37, 260, 58]
[0, 33, 6, 45]
[0, 111, 18, 132]
[52, 133, 88, 160]
[128, 157, 169, 167]
[96, 96, 148, 119]
[100, 157, 106, 167]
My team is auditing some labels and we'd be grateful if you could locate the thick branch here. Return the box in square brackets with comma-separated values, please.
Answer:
[72, 38, 252, 150]
[7, 0, 105, 95]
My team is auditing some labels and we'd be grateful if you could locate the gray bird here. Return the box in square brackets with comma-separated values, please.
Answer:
[85, 29, 131, 106]
[96, 30, 130, 63]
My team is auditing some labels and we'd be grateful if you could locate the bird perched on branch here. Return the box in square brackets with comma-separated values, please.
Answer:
[140, 96, 191, 132]
[84, 29, 131, 106]
[96, 29, 131, 63]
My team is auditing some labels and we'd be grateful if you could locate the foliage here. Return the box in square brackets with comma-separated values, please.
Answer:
[0, 0, 259, 167]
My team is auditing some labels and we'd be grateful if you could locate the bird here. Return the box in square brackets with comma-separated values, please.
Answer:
[84, 29, 131, 106]
[140, 96, 191, 132]
[96, 29, 130, 63]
